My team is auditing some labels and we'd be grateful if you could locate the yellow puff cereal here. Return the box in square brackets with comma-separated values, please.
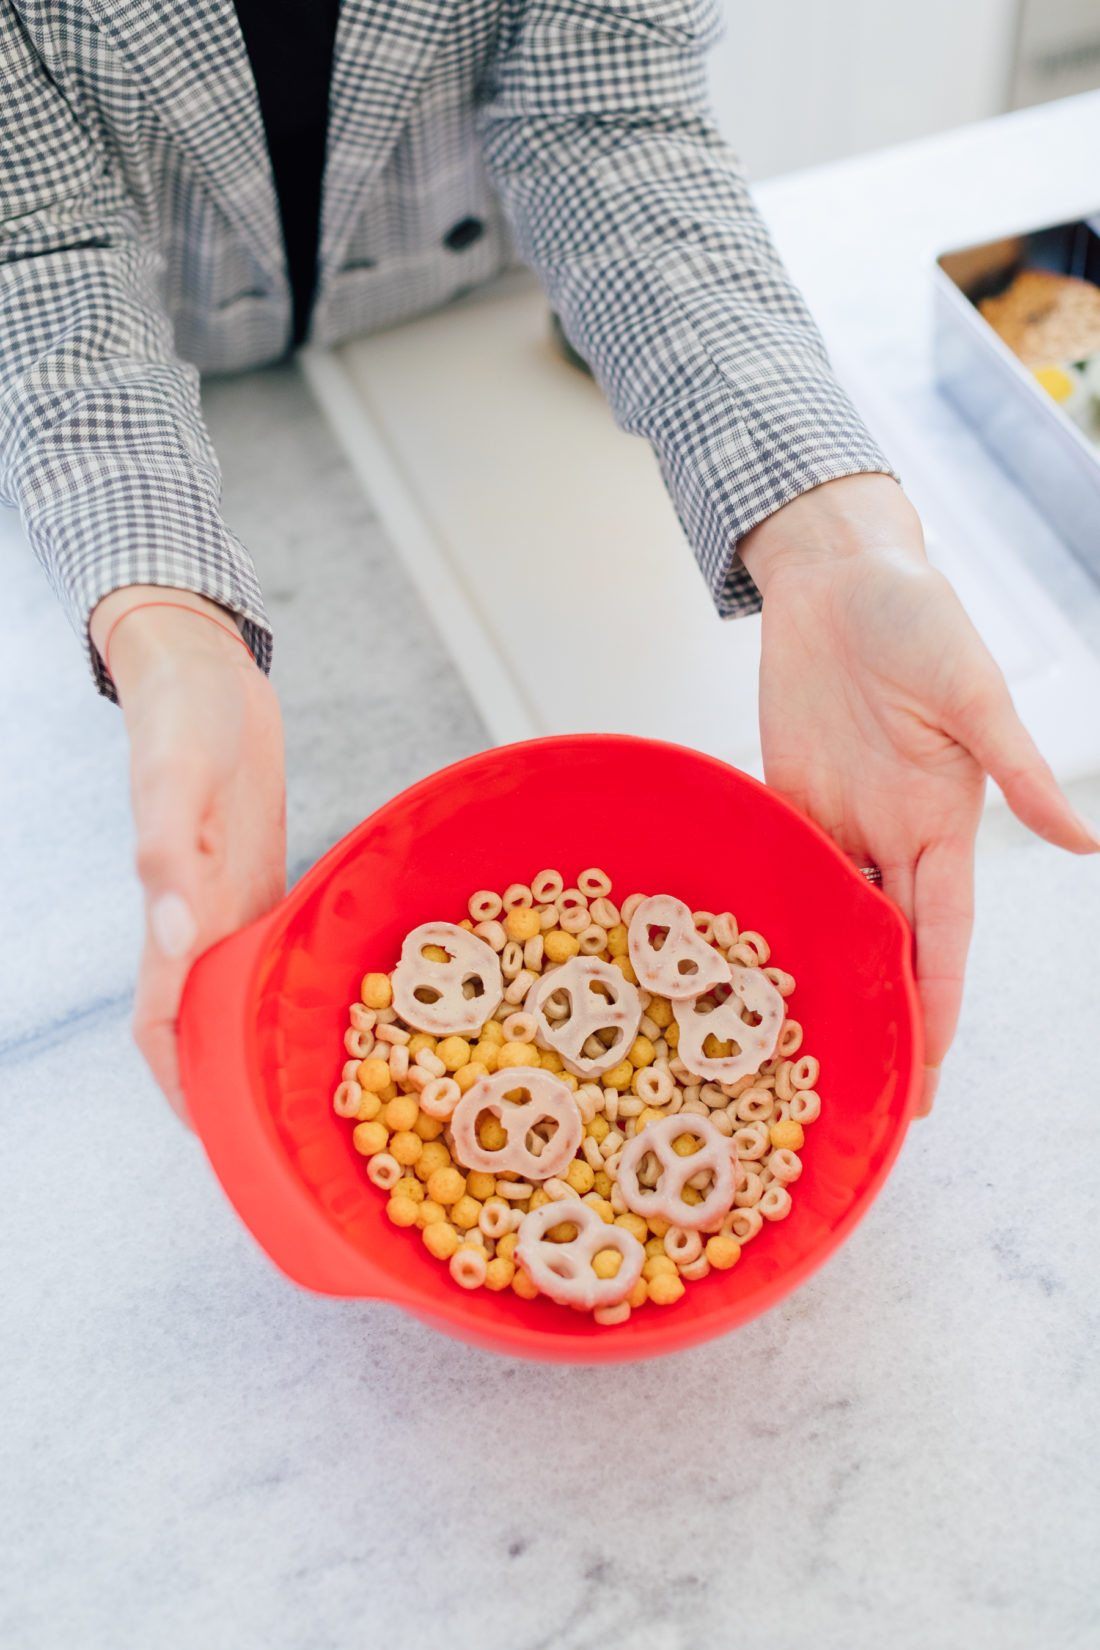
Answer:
[648, 1271, 686, 1306]
[426, 1166, 466, 1206]
[496, 1040, 540, 1069]
[455, 1061, 488, 1094]
[352, 1120, 388, 1156]
[389, 1130, 423, 1167]
[450, 1195, 482, 1230]
[485, 1257, 516, 1290]
[357, 1057, 391, 1095]
[436, 1036, 472, 1072]
[415, 1141, 452, 1182]
[360, 972, 392, 1010]
[385, 1196, 420, 1228]
[705, 1235, 741, 1270]
[769, 1119, 806, 1152]
[504, 906, 541, 943]
[543, 929, 580, 964]
[383, 1095, 419, 1133]
[423, 1222, 461, 1261]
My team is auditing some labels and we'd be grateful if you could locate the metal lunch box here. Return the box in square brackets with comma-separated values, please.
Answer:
[933, 214, 1100, 577]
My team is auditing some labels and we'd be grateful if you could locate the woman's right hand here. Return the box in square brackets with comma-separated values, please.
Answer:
[90, 589, 286, 1124]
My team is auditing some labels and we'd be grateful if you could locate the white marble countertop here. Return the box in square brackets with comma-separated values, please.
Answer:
[3, 102, 1100, 1650]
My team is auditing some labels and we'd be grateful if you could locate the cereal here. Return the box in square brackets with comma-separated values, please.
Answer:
[352, 1120, 388, 1156]
[769, 1119, 805, 1152]
[479, 1199, 517, 1239]
[504, 905, 541, 943]
[426, 1165, 466, 1206]
[532, 869, 564, 903]
[468, 890, 503, 922]
[544, 929, 580, 964]
[423, 1222, 461, 1260]
[760, 1185, 793, 1221]
[647, 1271, 686, 1306]
[705, 1234, 741, 1270]
[389, 1130, 423, 1167]
[485, 1256, 516, 1291]
[383, 1094, 419, 1132]
[366, 1152, 401, 1190]
[386, 1196, 420, 1228]
[577, 868, 612, 898]
[333, 1080, 362, 1118]
[473, 919, 506, 952]
[360, 973, 392, 1010]
[333, 867, 822, 1321]
[663, 1227, 703, 1265]
[420, 1076, 461, 1119]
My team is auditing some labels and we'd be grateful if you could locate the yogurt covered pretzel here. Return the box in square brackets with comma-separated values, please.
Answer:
[627, 895, 729, 999]
[526, 955, 642, 1079]
[515, 1199, 645, 1310]
[673, 962, 785, 1084]
[617, 1113, 737, 1230]
[450, 1067, 583, 1181]
[391, 921, 503, 1036]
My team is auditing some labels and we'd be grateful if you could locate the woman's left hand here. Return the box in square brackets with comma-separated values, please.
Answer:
[739, 474, 1100, 1116]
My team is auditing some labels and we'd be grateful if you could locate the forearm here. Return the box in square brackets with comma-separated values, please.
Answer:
[478, 2, 896, 605]
[0, 241, 274, 698]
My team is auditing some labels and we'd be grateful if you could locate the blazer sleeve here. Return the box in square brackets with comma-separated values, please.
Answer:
[0, 3, 272, 698]
[476, 0, 898, 617]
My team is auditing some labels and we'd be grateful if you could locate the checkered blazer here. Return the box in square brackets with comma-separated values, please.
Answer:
[1, 0, 892, 696]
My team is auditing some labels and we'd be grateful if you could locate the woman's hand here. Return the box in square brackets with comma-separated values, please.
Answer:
[90, 589, 286, 1124]
[739, 475, 1099, 1116]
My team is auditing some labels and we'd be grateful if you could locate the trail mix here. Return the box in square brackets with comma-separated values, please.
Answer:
[332, 868, 821, 1324]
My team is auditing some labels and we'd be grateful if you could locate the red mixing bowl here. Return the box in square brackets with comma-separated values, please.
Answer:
[178, 734, 921, 1362]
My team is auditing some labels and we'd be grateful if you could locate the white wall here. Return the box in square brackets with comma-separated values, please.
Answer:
[706, 0, 1019, 179]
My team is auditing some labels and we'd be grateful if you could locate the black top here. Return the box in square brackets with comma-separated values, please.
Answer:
[233, 0, 341, 349]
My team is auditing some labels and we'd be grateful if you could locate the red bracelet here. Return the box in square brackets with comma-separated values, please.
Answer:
[101, 599, 256, 685]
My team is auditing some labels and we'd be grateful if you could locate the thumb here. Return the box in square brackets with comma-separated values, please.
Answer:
[950, 676, 1100, 855]
[136, 892, 200, 1127]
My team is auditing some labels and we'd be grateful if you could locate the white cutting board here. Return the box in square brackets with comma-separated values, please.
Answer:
[301, 267, 1100, 786]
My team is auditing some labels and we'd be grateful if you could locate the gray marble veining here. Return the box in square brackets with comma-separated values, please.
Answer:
[3, 345, 1100, 1650]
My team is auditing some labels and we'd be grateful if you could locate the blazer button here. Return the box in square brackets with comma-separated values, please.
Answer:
[444, 217, 485, 252]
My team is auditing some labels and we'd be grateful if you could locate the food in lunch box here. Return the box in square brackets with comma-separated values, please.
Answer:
[979, 268, 1100, 368]
[1032, 354, 1100, 442]
[331, 868, 821, 1324]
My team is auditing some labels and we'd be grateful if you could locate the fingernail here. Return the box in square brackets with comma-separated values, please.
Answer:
[916, 1065, 939, 1118]
[1074, 813, 1100, 852]
[150, 892, 198, 959]
[168, 1088, 196, 1131]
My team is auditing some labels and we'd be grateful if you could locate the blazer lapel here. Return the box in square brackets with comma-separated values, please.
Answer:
[81, 0, 284, 287]
[319, 0, 453, 277]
